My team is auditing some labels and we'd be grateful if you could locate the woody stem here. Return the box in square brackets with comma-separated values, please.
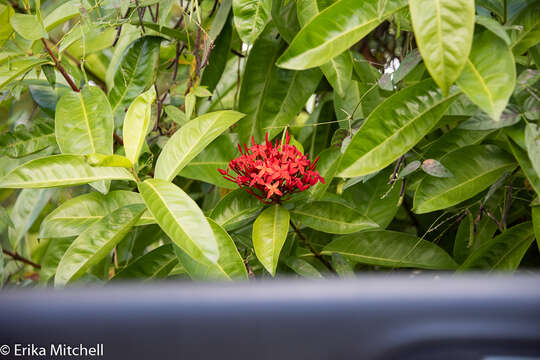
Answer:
[289, 220, 336, 274]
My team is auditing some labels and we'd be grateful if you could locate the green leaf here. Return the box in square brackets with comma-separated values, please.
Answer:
[232, 0, 272, 44]
[338, 79, 459, 177]
[421, 159, 453, 178]
[453, 210, 497, 264]
[0, 57, 49, 90]
[210, 188, 263, 231]
[277, 0, 408, 70]
[237, 23, 321, 143]
[506, 136, 540, 197]
[456, 31, 516, 121]
[55, 204, 145, 286]
[55, 86, 114, 155]
[422, 127, 494, 159]
[0, 154, 134, 188]
[291, 201, 378, 234]
[155, 110, 245, 181]
[113, 244, 178, 280]
[174, 218, 248, 280]
[138, 179, 219, 264]
[296, 0, 354, 97]
[109, 36, 161, 121]
[458, 108, 521, 130]
[252, 204, 290, 276]
[39, 237, 74, 284]
[285, 257, 323, 278]
[322, 230, 458, 269]
[43, 0, 80, 31]
[510, 2, 540, 56]
[132, 22, 189, 43]
[533, 207, 540, 253]
[10, 13, 47, 40]
[413, 145, 516, 214]
[178, 134, 239, 189]
[0, 4, 14, 48]
[164, 105, 186, 125]
[86, 154, 132, 168]
[272, 0, 300, 43]
[123, 86, 156, 166]
[459, 222, 535, 271]
[40, 191, 153, 238]
[8, 188, 54, 248]
[525, 122, 540, 180]
[201, 15, 233, 93]
[342, 168, 402, 228]
[409, 0, 475, 94]
[306, 146, 342, 200]
[0, 119, 55, 158]
[475, 15, 511, 45]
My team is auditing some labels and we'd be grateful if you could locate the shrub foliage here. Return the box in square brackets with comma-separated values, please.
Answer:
[0, 0, 539, 285]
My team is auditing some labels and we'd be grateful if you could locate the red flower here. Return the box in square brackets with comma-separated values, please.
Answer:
[219, 132, 324, 204]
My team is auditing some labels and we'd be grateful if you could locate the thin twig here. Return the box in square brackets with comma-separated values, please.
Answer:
[112, 8, 131, 47]
[389, 155, 405, 185]
[114, 133, 124, 146]
[290, 221, 336, 274]
[2, 249, 41, 269]
[501, 184, 512, 229]
[135, 0, 146, 33]
[41, 38, 79, 92]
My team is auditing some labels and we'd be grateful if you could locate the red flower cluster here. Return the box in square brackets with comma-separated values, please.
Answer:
[219, 133, 324, 204]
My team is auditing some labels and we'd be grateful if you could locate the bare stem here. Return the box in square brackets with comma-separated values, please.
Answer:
[41, 39, 79, 92]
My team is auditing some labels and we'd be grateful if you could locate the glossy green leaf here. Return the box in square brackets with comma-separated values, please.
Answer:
[55, 86, 114, 155]
[525, 122, 540, 179]
[39, 237, 75, 284]
[210, 188, 263, 231]
[232, 0, 272, 44]
[55, 204, 145, 286]
[510, 3, 540, 56]
[458, 108, 521, 130]
[533, 207, 540, 253]
[123, 87, 156, 166]
[0, 155, 134, 188]
[475, 15, 511, 45]
[132, 22, 189, 43]
[338, 79, 459, 177]
[456, 31, 516, 121]
[0, 4, 14, 48]
[322, 230, 458, 269]
[138, 179, 219, 265]
[237, 23, 321, 143]
[43, 0, 80, 31]
[86, 154, 132, 168]
[285, 257, 323, 278]
[296, 0, 354, 96]
[459, 222, 535, 271]
[306, 146, 342, 200]
[178, 134, 238, 189]
[8, 188, 53, 249]
[409, 0, 474, 94]
[40, 191, 153, 238]
[422, 127, 494, 159]
[174, 218, 248, 280]
[155, 110, 244, 181]
[252, 204, 290, 276]
[0, 57, 49, 89]
[421, 159, 453, 178]
[109, 36, 161, 121]
[113, 244, 178, 280]
[342, 168, 402, 228]
[453, 210, 497, 264]
[506, 137, 540, 197]
[291, 201, 378, 234]
[277, 0, 408, 70]
[10, 14, 47, 40]
[0, 119, 55, 158]
[414, 145, 516, 214]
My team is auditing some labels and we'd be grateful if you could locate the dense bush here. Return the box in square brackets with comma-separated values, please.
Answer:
[0, 0, 538, 285]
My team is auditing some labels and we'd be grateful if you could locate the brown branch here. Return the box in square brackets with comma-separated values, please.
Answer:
[134, 0, 146, 33]
[112, 8, 132, 47]
[290, 221, 336, 274]
[389, 155, 405, 185]
[41, 38, 79, 92]
[3, 249, 41, 269]
[114, 133, 124, 146]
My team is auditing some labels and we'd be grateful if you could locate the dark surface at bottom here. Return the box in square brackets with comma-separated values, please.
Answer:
[0, 275, 539, 359]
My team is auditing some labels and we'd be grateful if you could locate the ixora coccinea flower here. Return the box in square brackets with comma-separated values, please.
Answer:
[218, 132, 324, 204]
